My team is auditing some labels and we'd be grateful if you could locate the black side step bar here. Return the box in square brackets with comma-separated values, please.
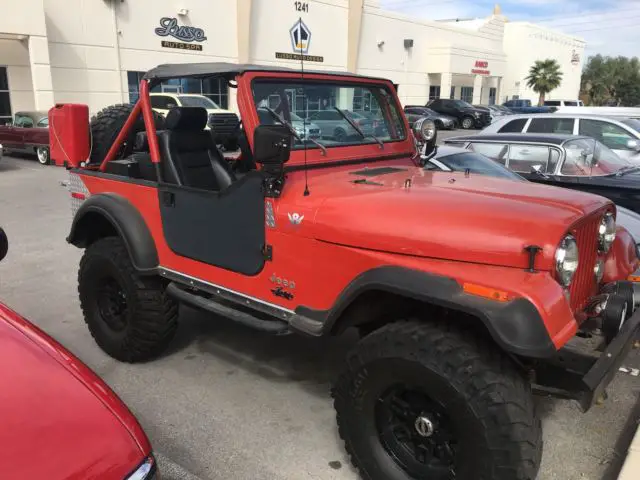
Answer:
[166, 282, 290, 334]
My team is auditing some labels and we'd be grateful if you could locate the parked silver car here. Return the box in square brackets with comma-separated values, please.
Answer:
[404, 106, 457, 129]
[483, 113, 640, 161]
[308, 109, 374, 141]
[257, 109, 321, 141]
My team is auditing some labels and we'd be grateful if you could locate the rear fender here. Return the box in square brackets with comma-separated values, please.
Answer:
[67, 193, 158, 274]
[295, 266, 557, 358]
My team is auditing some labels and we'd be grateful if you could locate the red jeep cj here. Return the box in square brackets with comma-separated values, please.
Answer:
[52, 63, 640, 480]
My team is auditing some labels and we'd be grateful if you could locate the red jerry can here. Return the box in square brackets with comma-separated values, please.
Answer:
[48, 104, 90, 167]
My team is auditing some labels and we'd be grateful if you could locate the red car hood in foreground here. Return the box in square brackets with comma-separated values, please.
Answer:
[0, 302, 150, 480]
[283, 163, 611, 271]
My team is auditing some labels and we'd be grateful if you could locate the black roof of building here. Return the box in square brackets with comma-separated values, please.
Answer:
[143, 62, 391, 84]
[444, 133, 591, 146]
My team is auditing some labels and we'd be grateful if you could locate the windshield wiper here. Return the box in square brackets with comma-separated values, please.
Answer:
[333, 107, 384, 149]
[265, 107, 327, 156]
[614, 165, 640, 176]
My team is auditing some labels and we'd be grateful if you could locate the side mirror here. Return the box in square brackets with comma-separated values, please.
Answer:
[0, 228, 8, 262]
[254, 124, 292, 172]
[626, 139, 640, 152]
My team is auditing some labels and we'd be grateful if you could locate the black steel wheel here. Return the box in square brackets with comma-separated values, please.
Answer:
[79, 237, 178, 362]
[333, 320, 542, 480]
[376, 385, 456, 478]
[95, 276, 128, 332]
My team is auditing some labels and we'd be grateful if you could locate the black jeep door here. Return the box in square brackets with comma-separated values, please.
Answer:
[158, 172, 266, 276]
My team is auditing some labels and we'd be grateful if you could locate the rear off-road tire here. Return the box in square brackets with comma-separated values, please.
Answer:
[89, 104, 165, 165]
[78, 237, 178, 362]
[333, 320, 542, 480]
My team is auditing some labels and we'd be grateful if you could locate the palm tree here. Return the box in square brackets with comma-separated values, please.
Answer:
[525, 59, 563, 106]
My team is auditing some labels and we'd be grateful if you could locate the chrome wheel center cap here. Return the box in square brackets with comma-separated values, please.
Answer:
[414, 415, 435, 438]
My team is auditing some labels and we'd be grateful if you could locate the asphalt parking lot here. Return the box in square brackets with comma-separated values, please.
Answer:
[0, 152, 638, 480]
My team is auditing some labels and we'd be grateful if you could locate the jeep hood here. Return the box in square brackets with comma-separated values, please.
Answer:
[300, 166, 610, 270]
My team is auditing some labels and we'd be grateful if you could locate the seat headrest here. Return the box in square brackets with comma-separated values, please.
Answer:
[165, 107, 208, 131]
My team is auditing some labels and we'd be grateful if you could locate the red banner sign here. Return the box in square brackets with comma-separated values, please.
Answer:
[472, 60, 490, 75]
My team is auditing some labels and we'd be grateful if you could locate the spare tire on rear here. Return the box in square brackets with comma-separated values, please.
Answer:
[89, 104, 165, 165]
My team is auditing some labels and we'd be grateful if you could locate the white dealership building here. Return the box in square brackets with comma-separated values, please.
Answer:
[0, 0, 585, 121]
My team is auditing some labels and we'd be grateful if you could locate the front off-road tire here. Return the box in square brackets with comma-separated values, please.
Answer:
[89, 104, 165, 165]
[78, 237, 178, 362]
[333, 320, 542, 480]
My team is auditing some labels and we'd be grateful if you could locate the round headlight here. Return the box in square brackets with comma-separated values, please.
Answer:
[599, 212, 616, 252]
[413, 118, 436, 142]
[555, 234, 579, 287]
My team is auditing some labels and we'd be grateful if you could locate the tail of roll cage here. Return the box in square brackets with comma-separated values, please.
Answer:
[98, 79, 163, 180]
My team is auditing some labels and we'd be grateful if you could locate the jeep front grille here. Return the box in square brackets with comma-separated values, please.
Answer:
[569, 214, 601, 312]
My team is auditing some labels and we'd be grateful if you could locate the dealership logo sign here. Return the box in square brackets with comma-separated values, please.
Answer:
[155, 17, 207, 43]
[290, 19, 311, 54]
[275, 19, 323, 63]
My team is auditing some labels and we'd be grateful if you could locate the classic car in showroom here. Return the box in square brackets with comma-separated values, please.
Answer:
[0, 111, 50, 165]
[0, 227, 158, 479]
[444, 133, 640, 214]
[422, 143, 640, 241]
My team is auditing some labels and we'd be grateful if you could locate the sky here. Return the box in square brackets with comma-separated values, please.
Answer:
[378, 0, 640, 59]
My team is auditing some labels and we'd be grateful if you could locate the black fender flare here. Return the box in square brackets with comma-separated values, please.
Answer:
[67, 193, 159, 274]
[294, 266, 556, 359]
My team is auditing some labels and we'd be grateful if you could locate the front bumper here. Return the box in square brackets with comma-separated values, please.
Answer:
[533, 304, 640, 411]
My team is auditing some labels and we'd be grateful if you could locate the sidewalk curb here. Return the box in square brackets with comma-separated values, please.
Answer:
[618, 419, 640, 479]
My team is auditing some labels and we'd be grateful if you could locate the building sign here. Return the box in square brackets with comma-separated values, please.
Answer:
[471, 60, 490, 75]
[571, 50, 580, 65]
[161, 41, 203, 51]
[156, 17, 206, 50]
[275, 19, 324, 63]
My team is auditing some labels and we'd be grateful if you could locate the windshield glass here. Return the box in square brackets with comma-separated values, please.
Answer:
[178, 95, 220, 109]
[431, 152, 525, 180]
[453, 100, 473, 108]
[252, 80, 406, 149]
[561, 138, 632, 176]
[622, 118, 640, 133]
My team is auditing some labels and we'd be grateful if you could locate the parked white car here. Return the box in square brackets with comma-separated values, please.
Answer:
[543, 100, 584, 107]
[150, 93, 239, 149]
[556, 106, 640, 118]
[483, 113, 640, 161]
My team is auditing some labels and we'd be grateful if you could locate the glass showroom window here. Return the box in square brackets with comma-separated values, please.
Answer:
[460, 87, 474, 104]
[127, 71, 229, 108]
[489, 87, 497, 105]
[0, 67, 12, 125]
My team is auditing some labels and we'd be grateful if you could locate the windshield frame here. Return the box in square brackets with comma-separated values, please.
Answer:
[244, 72, 414, 168]
[429, 151, 526, 181]
[452, 100, 473, 109]
[621, 118, 640, 133]
[559, 137, 633, 176]
[251, 77, 407, 149]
